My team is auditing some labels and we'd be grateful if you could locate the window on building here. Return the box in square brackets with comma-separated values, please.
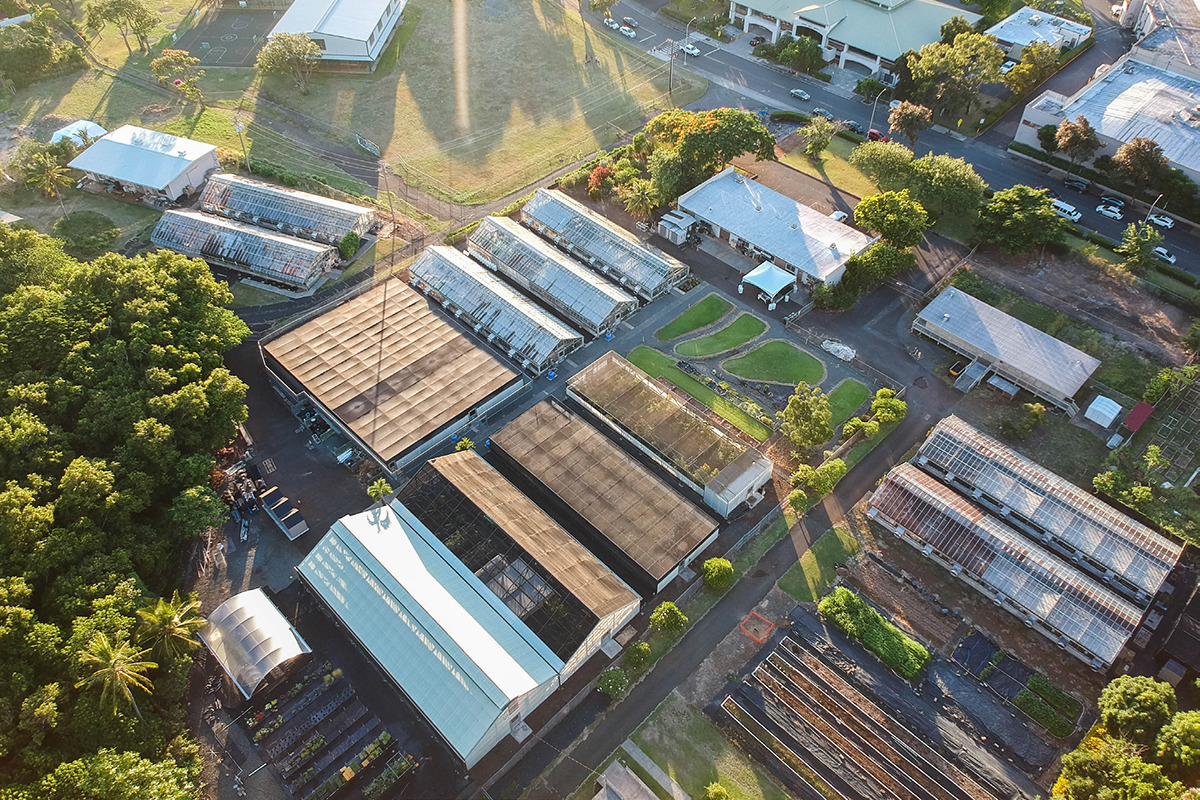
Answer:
[310, 37, 326, 50]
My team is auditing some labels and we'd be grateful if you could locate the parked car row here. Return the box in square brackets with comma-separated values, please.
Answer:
[1057, 178, 1181, 263]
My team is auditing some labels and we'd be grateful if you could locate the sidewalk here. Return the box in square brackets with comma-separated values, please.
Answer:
[621, 740, 691, 800]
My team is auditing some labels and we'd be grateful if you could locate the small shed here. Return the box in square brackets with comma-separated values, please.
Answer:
[1085, 396, 1122, 428]
[739, 261, 795, 309]
[1124, 401, 1155, 433]
[50, 120, 107, 146]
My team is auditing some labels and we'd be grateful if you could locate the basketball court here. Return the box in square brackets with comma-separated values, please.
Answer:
[172, 8, 276, 67]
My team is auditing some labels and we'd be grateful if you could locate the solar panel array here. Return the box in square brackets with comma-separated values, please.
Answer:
[410, 246, 583, 374]
[200, 173, 378, 242]
[467, 216, 638, 337]
[522, 189, 688, 300]
[872, 464, 1142, 665]
[918, 416, 1181, 597]
[151, 209, 338, 290]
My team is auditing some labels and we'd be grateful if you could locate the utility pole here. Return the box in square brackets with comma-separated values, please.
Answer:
[233, 115, 251, 174]
[668, 40, 674, 107]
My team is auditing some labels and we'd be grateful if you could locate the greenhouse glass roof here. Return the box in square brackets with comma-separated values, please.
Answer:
[151, 209, 336, 290]
[871, 464, 1142, 665]
[918, 416, 1181, 596]
[467, 217, 637, 337]
[200, 173, 378, 242]
[298, 504, 561, 763]
[521, 189, 688, 300]
[410, 246, 583, 373]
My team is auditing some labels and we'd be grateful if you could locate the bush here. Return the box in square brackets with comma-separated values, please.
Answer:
[1085, 230, 1119, 249]
[704, 783, 730, 800]
[817, 587, 930, 679]
[598, 668, 628, 698]
[1028, 673, 1083, 719]
[442, 219, 482, 245]
[650, 601, 689, 634]
[1014, 689, 1074, 738]
[843, 418, 879, 439]
[51, 211, 120, 261]
[1155, 262, 1200, 288]
[1008, 141, 1099, 181]
[787, 488, 809, 512]
[769, 110, 811, 124]
[624, 641, 651, 671]
[702, 558, 734, 592]
[338, 231, 360, 260]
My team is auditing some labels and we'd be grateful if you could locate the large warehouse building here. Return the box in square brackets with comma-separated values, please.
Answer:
[521, 189, 689, 301]
[490, 400, 719, 597]
[467, 217, 638, 338]
[677, 167, 875, 286]
[269, 0, 407, 71]
[912, 287, 1100, 414]
[395, 451, 640, 679]
[409, 246, 583, 377]
[298, 503, 562, 768]
[199, 173, 379, 243]
[261, 279, 524, 476]
[567, 351, 774, 518]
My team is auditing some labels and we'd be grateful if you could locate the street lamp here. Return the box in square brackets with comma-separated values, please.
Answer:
[866, 87, 888, 136]
[1145, 193, 1165, 223]
[684, 15, 697, 64]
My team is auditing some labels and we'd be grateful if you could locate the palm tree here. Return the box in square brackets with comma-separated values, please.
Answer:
[367, 478, 393, 503]
[75, 632, 157, 718]
[25, 153, 72, 215]
[620, 179, 659, 221]
[136, 591, 205, 662]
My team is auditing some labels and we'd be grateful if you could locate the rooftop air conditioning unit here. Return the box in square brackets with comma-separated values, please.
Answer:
[951, 565, 963, 576]
[1030, 13, 1043, 23]
[734, 175, 745, 183]
[922, 544, 933, 556]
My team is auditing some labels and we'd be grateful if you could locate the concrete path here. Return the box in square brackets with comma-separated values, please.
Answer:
[621, 740, 691, 800]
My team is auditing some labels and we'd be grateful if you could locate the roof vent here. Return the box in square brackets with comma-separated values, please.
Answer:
[791, 223, 798, 229]
[754, 205, 762, 212]
[734, 175, 745, 183]
[1029, 13, 1043, 23]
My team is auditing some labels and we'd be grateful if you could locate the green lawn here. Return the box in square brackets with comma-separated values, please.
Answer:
[656, 294, 732, 341]
[1, 186, 160, 247]
[676, 313, 767, 357]
[777, 527, 860, 603]
[845, 419, 899, 469]
[829, 379, 869, 425]
[633, 693, 791, 800]
[780, 136, 877, 199]
[723, 340, 824, 385]
[627, 346, 771, 441]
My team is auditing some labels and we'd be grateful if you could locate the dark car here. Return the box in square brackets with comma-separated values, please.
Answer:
[812, 107, 834, 120]
[841, 120, 864, 133]
[1063, 177, 1089, 192]
[622, 16, 638, 27]
[749, 35, 766, 46]
[1034, 184, 1059, 199]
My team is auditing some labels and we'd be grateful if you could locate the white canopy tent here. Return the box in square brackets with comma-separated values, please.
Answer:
[739, 261, 795, 309]
[198, 588, 312, 699]
[51, 120, 106, 146]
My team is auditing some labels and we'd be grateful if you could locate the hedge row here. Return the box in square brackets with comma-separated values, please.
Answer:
[443, 219, 482, 245]
[1027, 673, 1083, 720]
[1155, 261, 1200, 288]
[770, 110, 811, 124]
[1013, 689, 1074, 738]
[1008, 141, 1100, 182]
[817, 587, 930, 680]
[1084, 230, 1119, 249]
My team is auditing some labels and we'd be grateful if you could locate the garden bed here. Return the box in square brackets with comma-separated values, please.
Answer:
[676, 313, 767, 357]
[722, 340, 824, 385]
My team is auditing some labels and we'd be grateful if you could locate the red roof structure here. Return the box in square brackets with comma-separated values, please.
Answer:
[1124, 401, 1154, 433]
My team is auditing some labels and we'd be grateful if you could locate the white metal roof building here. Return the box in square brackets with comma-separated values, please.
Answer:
[199, 173, 379, 243]
[915, 416, 1182, 601]
[678, 168, 875, 286]
[198, 588, 312, 699]
[50, 119, 106, 146]
[467, 216, 638, 337]
[67, 125, 220, 201]
[912, 286, 1100, 414]
[410, 246, 583, 376]
[298, 504, 563, 767]
[270, 0, 407, 70]
[985, 6, 1091, 54]
[151, 209, 339, 291]
[521, 189, 689, 301]
[870, 463, 1144, 667]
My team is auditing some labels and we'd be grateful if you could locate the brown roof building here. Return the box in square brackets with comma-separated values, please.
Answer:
[261, 279, 524, 475]
[490, 400, 719, 597]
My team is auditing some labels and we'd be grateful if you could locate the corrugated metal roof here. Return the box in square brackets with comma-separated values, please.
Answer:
[67, 125, 216, 190]
[985, 5, 1091, 48]
[198, 589, 312, 700]
[916, 286, 1100, 399]
[298, 504, 561, 762]
[410, 246, 583, 373]
[272, 0, 404, 47]
[263, 279, 521, 462]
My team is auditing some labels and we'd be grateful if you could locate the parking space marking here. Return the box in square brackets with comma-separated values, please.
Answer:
[261, 458, 277, 474]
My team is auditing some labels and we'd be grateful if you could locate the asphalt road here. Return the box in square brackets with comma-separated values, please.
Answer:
[603, 0, 1200, 273]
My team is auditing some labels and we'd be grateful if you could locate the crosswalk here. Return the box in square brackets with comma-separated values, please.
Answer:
[651, 33, 706, 60]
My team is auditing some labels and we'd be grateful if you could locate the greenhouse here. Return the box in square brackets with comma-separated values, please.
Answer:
[917, 416, 1182, 601]
[521, 189, 689, 301]
[567, 351, 773, 518]
[870, 464, 1143, 667]
[199, 173, 379, 244]
[199, 588, 312, 700]
[467, 217, 638, 337]
[150, 210, 338, 291]
[395, 451, 639, 677]
[409, 246, 583, 376]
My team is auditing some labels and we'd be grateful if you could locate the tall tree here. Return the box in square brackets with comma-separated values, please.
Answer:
[150, 49, 205, 106]
[853, 189, 929, 248]
[74, 632, 157, 718]
[939, 15, 974, 44]
[1058, 737, 1183, 800]
[96, 0, 158, 54]
[798, 116, 837, 159]
[645, 108, 776, 177]
[24, 152, 72, 215]
[1157, 711, 1200, 780]
[32, 748, 198, 800]
[1113, 137, 1170, 187]
[255, 32, 322, 95]
[619, 178, 659, 220]
[910, 32, 1003, 115]
[778, 35, 825, 75]
[850, 140, 914, 190]
[135, 591, 203, 662]
[1056, 115, 1101, 173]
[1099, 675, 1177, 745]
[777, 382, 833, 454]
[843, 242, 916, 293]
[587, 0, 618, 17]
[888, 101, 933, 147]
[1037, 123, 1059, 154]
[366, 478, 392, 502]
[1116, 221, 1164, 274]
[975, 185, 1070, 253]
[906, 153, 987, 218]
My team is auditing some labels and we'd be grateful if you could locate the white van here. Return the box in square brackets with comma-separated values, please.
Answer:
[1052, 199, 1081, 222]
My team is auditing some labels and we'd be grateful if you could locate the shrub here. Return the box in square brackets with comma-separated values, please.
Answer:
[769, 110, 811, 124]
[1014, 689, 1074, 738]
[1028, 673, 1083, 719]
[787, 488, 809, 512]
[650, 601, 688, 634]
[871, 388, 907, 423]
[454, 437, 475, 451]
[50, 211, 120, 261]
[843, 418, 879, 438]
[598, 667, 628, 698]
[588, 165, 613, 200]
[817, 587, 930, 679]
[624, 641, 651, 671]
[702, 558, 734, 592]
[704, 783, 730, 800]
[338, 231, 361, 259]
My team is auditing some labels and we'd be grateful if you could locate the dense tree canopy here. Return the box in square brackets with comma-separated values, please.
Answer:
[888, 102, 933, 147]
[851, 140, 915, 191]
[777, 382, 833, 454]
[906, 153, 987, 218]
[255, 32, 322, 94]
[1098, 675, 1177, 745]
[910, 32, 1003, 115]
[853, 190, 929, 248]
[975, 185, 1071, 253]
[644, 108, 776, 188]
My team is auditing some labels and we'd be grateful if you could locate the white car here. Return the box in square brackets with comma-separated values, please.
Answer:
[603, 17, 619, 29]
[1096, 204, 1124, 220]
[889, 99, 902, 110]
[789, 88, 810, 100]
[1000, 60, 1017, 75]
[1147, 213, 1175, 229]
[681, 43, 701, 57]
[829, 210, 849, 222]
[1153, 246, 1177, 264]
[619, 25, 637, 38]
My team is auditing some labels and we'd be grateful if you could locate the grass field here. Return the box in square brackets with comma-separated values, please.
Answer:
[778, 527, 860, 603]
[723, 340, 823, 385]
[676, 313, 766, 357]
[780, 136, 876, 200]
[829, 379, 869, 425]
[633, 693, 791, 800]
[627, 346, 771, 440]
[0, 186, 161, 246]
[656, 293, 731, 341]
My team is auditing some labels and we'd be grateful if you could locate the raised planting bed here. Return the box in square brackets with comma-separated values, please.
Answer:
[676, 313, 767, 357]
[723, 340, 824, 385]
[817, 587, 930, 680]
[264, 685, 355, 757]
